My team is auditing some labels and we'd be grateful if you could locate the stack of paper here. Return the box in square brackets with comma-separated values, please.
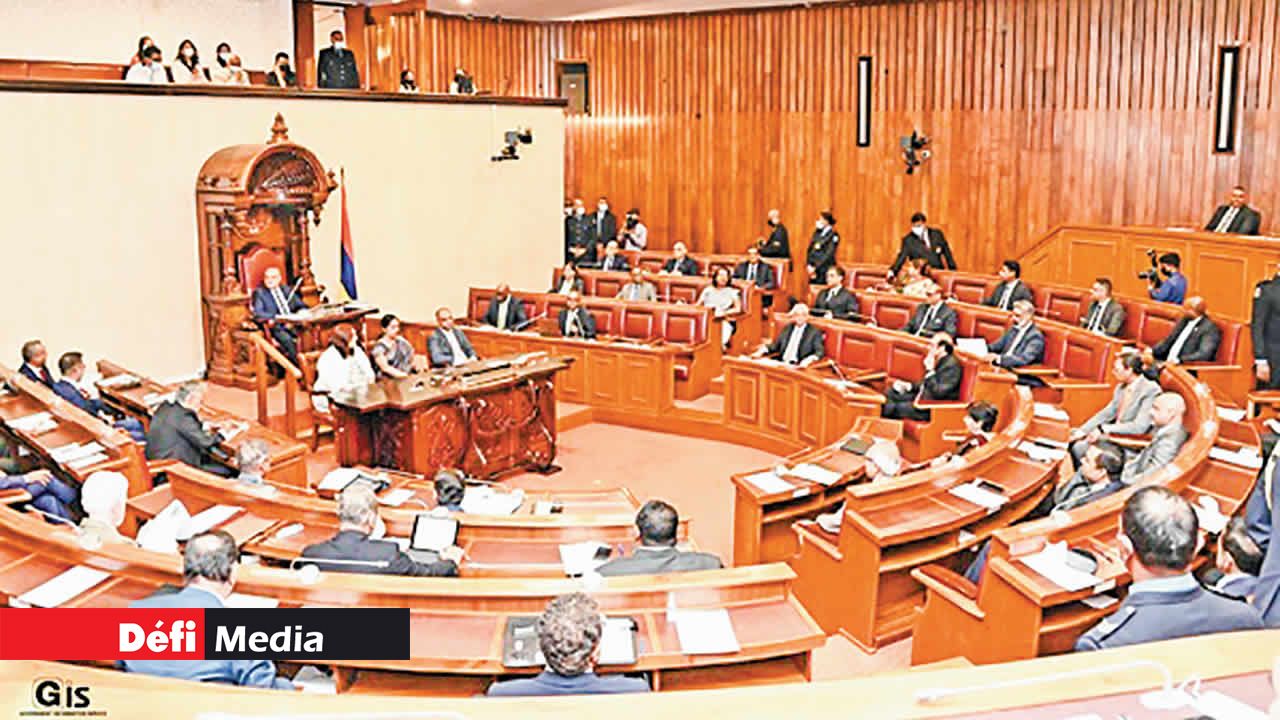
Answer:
[15, 566, 111, 608]
[1216, 406, 1247, 423]
[1032, 403, 1070, 421]
[461, 486, 524, 515]
[949, 481, 1008, 510]
[317, 467, 361, 492]
[9, 411, 56, 434]
[136, 500, 191, 553]
[956, 338, 989, 356]
[143, 391, 175, 407]
[220, 423, 246, 442]
[559, 541, 611, 577]
[671, 608, 740, 655]
[377, 488, 415, 507]
[67, 453, 110, 471]
[743, 470, 795, 495]
[97, 374, 139, 389]
[1018, 441, 1067, 463]
[1209, 446, 1263, 469]
[50, 442, 105, 464]
[186, 504, 243, 536]
[786, 463, 842, 486]
[1019, 542, 1101, 592]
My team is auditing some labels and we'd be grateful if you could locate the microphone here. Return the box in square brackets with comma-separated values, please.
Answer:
[512, 311, 547, 332]
[914, 659, 1187, 711]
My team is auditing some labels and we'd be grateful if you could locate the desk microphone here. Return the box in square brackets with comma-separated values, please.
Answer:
[914, 659, 1186, 710]
[512, 312, 547, 332]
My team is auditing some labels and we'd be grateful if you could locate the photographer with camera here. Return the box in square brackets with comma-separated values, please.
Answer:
[1142, 251, 1186, 304]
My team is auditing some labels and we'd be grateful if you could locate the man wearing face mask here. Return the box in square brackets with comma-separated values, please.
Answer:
[266, 52, 296, 87]
[760, 209, 791, 261]
[318, 30, 360, 90]
[805, 211, 839, 283]
[592, 197, 617, 248]
[564, 198, 595, 264]
[890, 212, 956, 276]
[621, 208, 647, 251]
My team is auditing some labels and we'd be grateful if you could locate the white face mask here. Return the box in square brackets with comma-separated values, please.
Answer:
[598, 205, 607, 213]
[334, 40, 346, 50]
[815, 221, 824, 230]
[181, 48, 194, 59]
[218, 51, 229, 62]
[914, 225, 926, 236]
[575, 207, 585, 216]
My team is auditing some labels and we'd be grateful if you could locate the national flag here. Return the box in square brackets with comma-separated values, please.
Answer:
[339, 167, 358, 300]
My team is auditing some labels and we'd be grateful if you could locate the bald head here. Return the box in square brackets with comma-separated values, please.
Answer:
[1185, 296, 1206, 317]
[1150, 392, 1186, 428]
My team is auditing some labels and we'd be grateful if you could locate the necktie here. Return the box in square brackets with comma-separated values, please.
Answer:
[1089, 303, 1102, 331]
[1216, 207, 1240, 232]
[271, 286, 289, 314]
[1000, 283, 1014, 310]
[1007, 324, 1029, 358]
[747, 264, 756, 282]
[829, 288, 838, 302]
[567, 311, 579, 336]
[919, 305, 936, 335]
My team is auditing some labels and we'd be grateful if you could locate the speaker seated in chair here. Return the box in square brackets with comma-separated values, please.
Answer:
[243, 249, 308, 366]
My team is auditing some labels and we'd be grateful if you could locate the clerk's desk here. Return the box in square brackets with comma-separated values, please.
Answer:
[5, 630, 1277, 718]
[270, 301, 378, 354]
[0, 365, 149, 494]
[328, 354, 570, 479]
[911, 365, 1260, 665]
[0, 493, 820, 694]
[95, 359, 308, 488]
[125, 463, 693, 578]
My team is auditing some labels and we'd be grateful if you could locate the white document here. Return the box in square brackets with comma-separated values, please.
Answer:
[744, 470, 794, 495]
[1032, 403, 1070, 421]
[186, 504, 243, 536]
[956, 338, 989, 356]
[50, 442, 96, 463]
[533, 500, 562, 515]
[142, 392, 175, 407]
[224, 593, 280, 609]
[378, 488, 415, 507]
[16, 566, 111, 608]
[1018, 441, 1067, 462]
[1208, 446, 1263, 469]
[597, 617, 639, 665]
[559, 541, 610, 577]
[1080, 593, 1119, 610]
[136, 500, 190, 553]
[672, 608, 740, 655]
[220, 423, 245, 442]
[411, 516, 459, 552]
[949, 481, 1007, 510]
[97, 374, 139, 389]
[1216, 406, 1247, 423]
[1018, 542, 1101, 592]
[786, 463, 842, 486]
[1191, 690, 1268, 720]
[66, 453, 109, 470]
[461, 486, 524, 515]
[9, 412, 56, 433]
[317, 467, 361, 492]
[291, 665, 337, 694]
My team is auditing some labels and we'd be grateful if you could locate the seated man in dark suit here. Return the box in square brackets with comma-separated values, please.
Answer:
[250, 267, 308, 365]
[484, 283, 529, 331]
[984, 300, 1046, 378]
[300, 484, 461, 576]
[982, 260, 1034, 310]
[1080, 277, 1126, 336]
[558, 291, 598, 339]
[599, 240, 630, 272]
[18, 339, 54, 387]
[124, 531, 296, 689]
[732, 245, 777, 290]
[428, 308, 478, 367]
[1144, 296, 1221, 366]
[903, 283, 958, 338]
[660, 241, 699, 276]
[52, 352, 145, 442]
[752, 303, 825, 367]
[0, 468, 78, 521]
[487, 592, 650, 696]
[597, 500, 723, 577]
[145, 382, 234, 477]
[1076, 487, 1261, 651]
[1205, 185, 1262, 235]
[811, 266, 860, 321]
[881, 333, 961, 421]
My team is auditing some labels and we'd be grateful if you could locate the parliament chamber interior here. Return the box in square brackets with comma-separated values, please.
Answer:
[3, 0, 1280, 717]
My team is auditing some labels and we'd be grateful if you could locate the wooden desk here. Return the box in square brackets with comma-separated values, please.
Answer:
[329, 354, 569, 479]
[0, 365, 149, 495]
[273, 303, 379, 354]
[0, 497, 822, 694]
[910, 366, 1255, 665]
[95, 360, 308, 488]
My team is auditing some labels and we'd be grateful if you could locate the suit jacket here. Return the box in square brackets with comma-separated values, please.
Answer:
[487, 670, 650, 697]
[317, 46, 360, 89]
[983, 280, 1034, 310]
[1253, 276, 1280, 387]
[890, 228, 956, 274]
[484, 295, 529, 330]
[559, 308, 598, 339]
[18, 363, 54, 388]
[300, 529, 458, 577]
[593, 210, 618, 244]
[1152, 315, 1222, 363]
[805, 228, 839, 278]
[596, 546, 724, 577]
[1081, 299, 1126, 336]
[564, 215, 595, 263]
[1120, 423, 1189, 485]
[913, 353, 963, 402]
[551, 276, 586, 295]
[663, 257, 699, 276]
[124, 587, 294, 689]
[145, 401, 222, 465]
[1206, 204, 1262, 235]
[616, 282, 657, 302]
[903, 302, 958, 338]
[812, 286, 860, 321]
[1076, 576, 1261, 651]
[600, 254, 630, 272]
[765, 323, 825, 364]
[989, 323, 1046, 369]
[250, 285, 306, 322]
[428, 327, 476, 366]
[733, 261, 776, 289]
[1080, 375, 1161, 436]
[52, 379, 105, 415]
[760, 223, 790, 259]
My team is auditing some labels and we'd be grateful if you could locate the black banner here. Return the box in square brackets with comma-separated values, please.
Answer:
[204, 608, 410, 660]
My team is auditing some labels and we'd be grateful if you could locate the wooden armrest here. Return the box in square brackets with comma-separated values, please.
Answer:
[1105, 433, 1150, 450]
[1182, 362, 1243, 372]
[0, 488, 32, 505]
[852, 370, 888, 383]
[146, 459, 180, 473]
[911, 565, 985, 620]
[913, 399, 968, 410]
[1014, 365, 1060, 376]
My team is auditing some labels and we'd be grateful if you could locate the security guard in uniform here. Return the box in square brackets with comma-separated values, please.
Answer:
[1075, 487, 1261, 651]
[1251, 268, 1280, 389]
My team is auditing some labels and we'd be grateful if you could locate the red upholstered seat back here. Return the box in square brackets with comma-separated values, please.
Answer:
[620, 305, 661, 339]
[595, 275, 626, 297]
[1056, 327, 1113, 381]
[969, 313, 1010, 344]
[866, 294, 915, 331]
[545, 295, 570, 322]
[664, 307, 708, 344]
[637, 256, 665, 273]
[886, 343, 927, 383]
[827, 328, 876, 368]
[1035, 285, 1088, 324]
[468, 288, 495, 321]
[955, 355, 978, 400]
[1216, 320, 1244, 363]
[665, 280, 702, 304]
[941, 274, 998, 305]
[584, 302, 615, 335]
[238, 246, 286, 293]
[766, 259, 788, 290]
[1129, 302, 1182, 347]
[845, 264, 889, 291]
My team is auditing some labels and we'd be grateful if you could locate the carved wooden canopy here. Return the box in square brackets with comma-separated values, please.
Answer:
[196, 113, 336, 214]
